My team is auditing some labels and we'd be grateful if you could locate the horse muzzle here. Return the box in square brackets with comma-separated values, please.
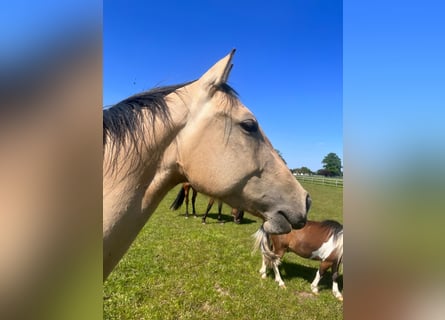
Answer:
[262, 214, 292, 234]
[262, 193, 310, 234]
[292, 218, 307, 229]
[279, 209, 307, 230]
[262, 211, 306, 234]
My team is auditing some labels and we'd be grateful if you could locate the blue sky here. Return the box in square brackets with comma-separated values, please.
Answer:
[104, 0, 342, 171]
[344, 1, 445, 172]
[0, 0, 97, 64]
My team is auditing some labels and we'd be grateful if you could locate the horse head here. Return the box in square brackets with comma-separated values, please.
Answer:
[173, 50, 311, 233]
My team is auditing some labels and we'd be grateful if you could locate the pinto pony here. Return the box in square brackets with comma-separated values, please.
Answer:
[254, 220, 343, 300]
[103, 50, 311, 280]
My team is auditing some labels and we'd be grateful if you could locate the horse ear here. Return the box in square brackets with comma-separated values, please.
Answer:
[198, 49, 236, 89]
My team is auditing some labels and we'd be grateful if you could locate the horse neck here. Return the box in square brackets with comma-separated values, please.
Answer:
[104, 89, 190, 186]
[103, 95, 189, 279]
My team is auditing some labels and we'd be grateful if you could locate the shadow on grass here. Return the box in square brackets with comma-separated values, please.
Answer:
[201, 212, 257, 225]
[274, 261, 343, 291]
[177, 212, 258, 225]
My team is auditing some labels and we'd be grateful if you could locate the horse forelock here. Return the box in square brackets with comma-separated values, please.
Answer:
[214, 82, 239, 99]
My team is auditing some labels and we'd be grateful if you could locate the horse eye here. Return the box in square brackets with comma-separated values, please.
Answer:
[240, 119, 258, 133]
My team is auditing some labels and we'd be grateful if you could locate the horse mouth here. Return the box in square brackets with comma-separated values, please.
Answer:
[262, 211, 306, 234]
[278, 210, 306, 229]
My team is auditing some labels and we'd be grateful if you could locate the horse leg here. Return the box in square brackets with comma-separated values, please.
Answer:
[311, 260, 332, 295]
[202, 198, 214, 224]
[191, 188, 198, 218]
[217, 200, 223, 222]
[231, 208, 238, 223]
[272, 257, 285, 288]
[331, 260, 343, 301]
[234, 209, 244, 224]
[310, 270, 321, 295]
[259, 255, 268, 279]
[259, 251, 285, 288]
[184, 185, 190, 218]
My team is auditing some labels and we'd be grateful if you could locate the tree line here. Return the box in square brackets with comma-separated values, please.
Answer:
[290, 152, 343, 177]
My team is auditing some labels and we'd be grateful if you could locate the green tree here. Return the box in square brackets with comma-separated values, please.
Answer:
[291, 166, 313, 175]
[299, 166, 313, 175]
[321, 153, 342, 176]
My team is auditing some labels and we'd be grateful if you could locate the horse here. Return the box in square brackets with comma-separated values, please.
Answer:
[103, 49, 311, 280]
[202, 197, 244, 224]
[170, 182, 198, 218]
[254, 220, 343, 301]
[170, 183, 244, 224]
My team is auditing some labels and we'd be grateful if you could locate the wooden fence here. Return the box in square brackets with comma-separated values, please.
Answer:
[295, 175, 343, 188]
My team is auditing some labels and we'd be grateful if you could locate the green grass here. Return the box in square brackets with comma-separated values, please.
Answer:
[104, 181, 343, 319]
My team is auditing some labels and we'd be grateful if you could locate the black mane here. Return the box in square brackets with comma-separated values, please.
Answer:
[103, 80, 240, 175]
[103, 81, 239, 148]
[320, 219, 343, 240]
[103, 82, 193, 148]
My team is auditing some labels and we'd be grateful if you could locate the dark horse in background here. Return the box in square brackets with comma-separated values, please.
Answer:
[254, 219, 343, 301]
[170, 182, 244, 224]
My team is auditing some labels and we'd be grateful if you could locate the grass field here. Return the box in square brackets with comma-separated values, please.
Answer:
[104, 182, 343, 319]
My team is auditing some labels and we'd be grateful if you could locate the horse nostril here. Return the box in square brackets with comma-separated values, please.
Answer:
[306, 193, 312, 213]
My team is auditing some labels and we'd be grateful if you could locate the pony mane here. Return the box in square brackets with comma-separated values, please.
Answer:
[320, 219, 343, 241]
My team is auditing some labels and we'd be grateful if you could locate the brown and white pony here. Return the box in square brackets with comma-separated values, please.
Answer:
[103, 50, 311, 280]
[254, 220, 343, 300]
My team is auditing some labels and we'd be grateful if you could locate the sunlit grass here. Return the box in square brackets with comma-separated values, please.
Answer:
[104, 181, 343, 319]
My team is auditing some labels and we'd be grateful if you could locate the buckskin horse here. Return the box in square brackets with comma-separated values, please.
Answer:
[103, 50, 311, 280]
